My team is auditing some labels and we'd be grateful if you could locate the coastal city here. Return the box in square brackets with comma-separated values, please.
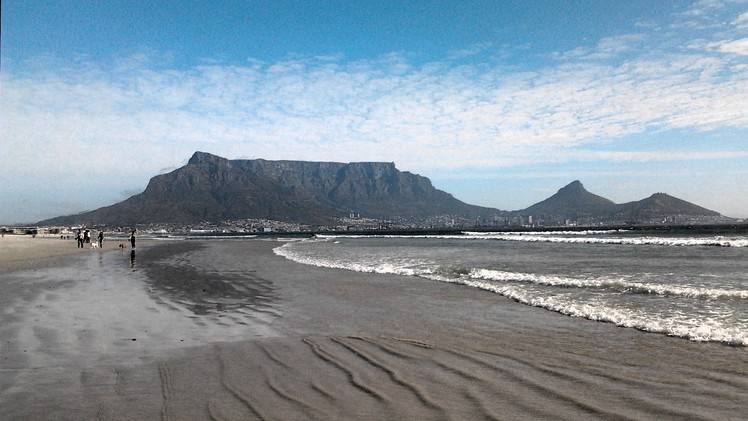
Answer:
[2, 211, 740, 240]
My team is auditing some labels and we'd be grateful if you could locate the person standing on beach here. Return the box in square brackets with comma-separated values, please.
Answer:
[76, 230, 83, 248]
[98, 231, 104, 248]
[129, 230, 136, 249]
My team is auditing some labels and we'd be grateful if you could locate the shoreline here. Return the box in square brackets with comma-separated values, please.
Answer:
[0, 234, 152, 272]
[1, 239, 746, 420]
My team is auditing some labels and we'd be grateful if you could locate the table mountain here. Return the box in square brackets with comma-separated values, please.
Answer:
[38, 152, 499, 226]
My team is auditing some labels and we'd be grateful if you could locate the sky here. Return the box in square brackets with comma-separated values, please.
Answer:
[1, 0, 747, 224]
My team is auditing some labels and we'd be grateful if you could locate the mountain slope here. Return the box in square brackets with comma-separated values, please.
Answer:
[36, 154, 727, 227]
[38, 152, 500, 226]
[614, 193, 720, 222]
[514, 180, 618, 219]
[514, 181, 725, 224]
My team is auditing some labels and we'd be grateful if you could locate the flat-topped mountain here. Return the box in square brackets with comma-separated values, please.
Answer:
[39, 152, 499, 226]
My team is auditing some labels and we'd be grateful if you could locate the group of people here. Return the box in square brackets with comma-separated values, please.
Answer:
[74, 229, 136, 249]
[75, 229, 103, 248]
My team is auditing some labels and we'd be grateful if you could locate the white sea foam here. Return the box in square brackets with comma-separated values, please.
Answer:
[276, 241, 748, 301]
[273, 243, 435, 277]
[469, 269, 748, 299]
[315, 232, 748, 247]
[463, 232, 748, 247]
[463, 230, 621, 236]
[441, 277, 747, 346]
[274, 240, 748, 346]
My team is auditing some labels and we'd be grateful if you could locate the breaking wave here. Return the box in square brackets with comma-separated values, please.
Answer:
[462, 232, 748, 247]
[314, 232, 748, 247]
[443, 276, 747, 346]
[274, 241, 748, 346]
[468, 269, 748, 300]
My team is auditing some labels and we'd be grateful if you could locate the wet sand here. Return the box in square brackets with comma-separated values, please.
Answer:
[1, 238, 746, 420]
[0, 235, 137, 272]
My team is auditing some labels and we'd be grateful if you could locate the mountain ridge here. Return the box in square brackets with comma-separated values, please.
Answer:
[38, 152, 498, 226]
[37, 152, 729, 227]
[514, 180, 617, 220]
[512, 181, 722, 225]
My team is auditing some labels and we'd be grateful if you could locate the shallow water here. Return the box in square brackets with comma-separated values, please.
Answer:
[275, 229, 748, 345]
[1, 242, 283, 368]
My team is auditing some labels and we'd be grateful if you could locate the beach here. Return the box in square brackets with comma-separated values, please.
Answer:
[1, 236, 746, 420]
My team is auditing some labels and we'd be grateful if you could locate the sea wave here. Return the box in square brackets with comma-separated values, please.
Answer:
[273, 243, 435, 277]
[314, 233, 748, 247]
[274, 242, 747, 346]
[462, 232, 748, 247]
[444, 277, 747, 346]
[463, 230, 622, 236]
[276, 243, 748, 300]
[468, 269, 748, 300]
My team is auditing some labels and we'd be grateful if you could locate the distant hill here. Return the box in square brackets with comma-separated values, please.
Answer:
[515, 180, 617, 220]
[513, 181, 725, 225]
[38, 152, 500, 226]
[614, 193, 720, 222]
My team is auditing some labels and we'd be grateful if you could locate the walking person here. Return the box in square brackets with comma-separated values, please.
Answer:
[129, 230, 136, 249]
[76, 230, 83, 248]
[98, 231, 104, 248]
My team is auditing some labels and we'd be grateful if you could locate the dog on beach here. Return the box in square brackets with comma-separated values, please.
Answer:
[91, 242, 99, 249]
[119, 243, 128, 250]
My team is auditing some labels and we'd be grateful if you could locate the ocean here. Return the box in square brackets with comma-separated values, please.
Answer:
[273, 227, 748, 346]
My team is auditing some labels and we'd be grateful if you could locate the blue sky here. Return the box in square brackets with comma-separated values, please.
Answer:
[1, 0, 747, 224]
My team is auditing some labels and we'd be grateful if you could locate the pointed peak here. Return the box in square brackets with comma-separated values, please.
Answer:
[558, 180, 585, 193]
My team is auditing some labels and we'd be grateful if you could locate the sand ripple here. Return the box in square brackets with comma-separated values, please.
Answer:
[55, 335, 745, 421]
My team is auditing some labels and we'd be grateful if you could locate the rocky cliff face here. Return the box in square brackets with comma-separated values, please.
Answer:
[39, 152, 498, 226]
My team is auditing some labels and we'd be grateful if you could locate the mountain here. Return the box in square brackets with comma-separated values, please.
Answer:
[614, 193, 720, 222]
[514, 181, 725, 225]
[38, 152, 500, 226]
[513, 180, 617, 220]
[36, 154, 728, 228]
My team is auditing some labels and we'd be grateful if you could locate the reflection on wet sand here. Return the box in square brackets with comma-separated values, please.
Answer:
[137, 241, 280, 318]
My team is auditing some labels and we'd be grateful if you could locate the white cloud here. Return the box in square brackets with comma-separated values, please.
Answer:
[2, 38, 747, 181]
[734, 11, 748, 28]
[711, 38, 748, 55]
[567, 150, 748, 163]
